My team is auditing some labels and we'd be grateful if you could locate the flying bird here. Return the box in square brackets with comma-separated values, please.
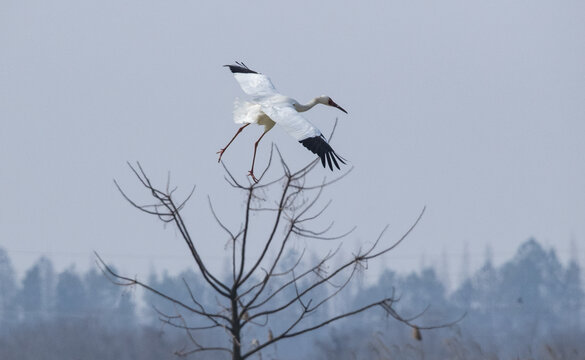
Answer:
[218, 62, 347, 183]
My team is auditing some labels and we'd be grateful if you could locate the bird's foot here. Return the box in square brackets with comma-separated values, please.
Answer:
[216, 149, 226, 163]
[248, 170, 259, 183]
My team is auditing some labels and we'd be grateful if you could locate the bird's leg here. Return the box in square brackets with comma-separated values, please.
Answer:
[217, 123, 250, 163]
[248, 130, 269, 183]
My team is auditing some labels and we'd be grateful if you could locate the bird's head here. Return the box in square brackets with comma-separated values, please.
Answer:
[320, 96, 348, 114]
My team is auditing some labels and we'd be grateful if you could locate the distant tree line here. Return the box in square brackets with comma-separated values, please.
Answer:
[0, 238, 583, 359]
[0, 251, 135, 330]
[318, 238, 585, 359]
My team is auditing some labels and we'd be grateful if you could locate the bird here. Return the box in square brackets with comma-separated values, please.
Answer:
[218, 62, 348, 183]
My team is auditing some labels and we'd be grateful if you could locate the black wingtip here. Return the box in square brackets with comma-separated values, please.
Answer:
[224, 62, 258, 74]
[299, 136, 346, 171]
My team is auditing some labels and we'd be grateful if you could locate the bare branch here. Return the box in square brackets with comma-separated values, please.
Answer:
[364, 206, 426, 261]
[106, 137, 455, 360]
[237, 175, 292, 287]
[95, 252, 231, 325]
[208, 196, 239, 242]
[243, 299, 387, 359]
[235, 186, 255, 285]
[245, 245, 342, 313]
[116, 162, 232, 298]
[153, 306, 221, 331]
[245, 210, 421, 322]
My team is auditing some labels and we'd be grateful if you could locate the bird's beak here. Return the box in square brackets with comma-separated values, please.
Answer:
[335, 103, 348, 114]
[328, 98, 348, 114]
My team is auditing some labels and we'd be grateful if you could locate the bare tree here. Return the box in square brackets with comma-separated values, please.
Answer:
[98, 136, 456, 359]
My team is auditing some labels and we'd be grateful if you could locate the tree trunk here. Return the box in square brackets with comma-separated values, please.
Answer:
[231, 295, 242, 360]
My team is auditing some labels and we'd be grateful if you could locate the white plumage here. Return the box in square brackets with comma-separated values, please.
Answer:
[233, 99, 268, 124]
[218, 62, 347, 183]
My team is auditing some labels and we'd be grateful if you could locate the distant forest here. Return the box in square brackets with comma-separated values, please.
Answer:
[0, 238, 583, 359]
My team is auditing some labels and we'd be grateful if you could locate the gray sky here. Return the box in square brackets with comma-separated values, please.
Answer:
[1, 0, 584, 285]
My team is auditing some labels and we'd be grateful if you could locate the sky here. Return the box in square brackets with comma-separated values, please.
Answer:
[1, 0, 584, 287]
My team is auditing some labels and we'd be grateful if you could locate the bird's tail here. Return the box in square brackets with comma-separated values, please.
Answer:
[233, 97, 262, 125]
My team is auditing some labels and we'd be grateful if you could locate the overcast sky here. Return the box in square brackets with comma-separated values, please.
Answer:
[1, 0, 584, 286]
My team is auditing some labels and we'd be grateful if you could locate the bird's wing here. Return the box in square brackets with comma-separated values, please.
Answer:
[225, 64, 278, 98]
[261, 104, 320, 140]
[261, 104, 346, 170]
[298, 135, 346, 170]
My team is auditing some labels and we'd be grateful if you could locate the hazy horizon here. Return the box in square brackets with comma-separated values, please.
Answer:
[2, 0, 584, 286]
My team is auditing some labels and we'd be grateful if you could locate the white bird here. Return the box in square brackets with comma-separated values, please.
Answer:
[218, 62, 347, 183]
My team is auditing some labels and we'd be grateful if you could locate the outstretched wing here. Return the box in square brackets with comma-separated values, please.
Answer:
[299, 135, 346, 170]
[224, 63, 278, 98]
[261, 104, 346, 171]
